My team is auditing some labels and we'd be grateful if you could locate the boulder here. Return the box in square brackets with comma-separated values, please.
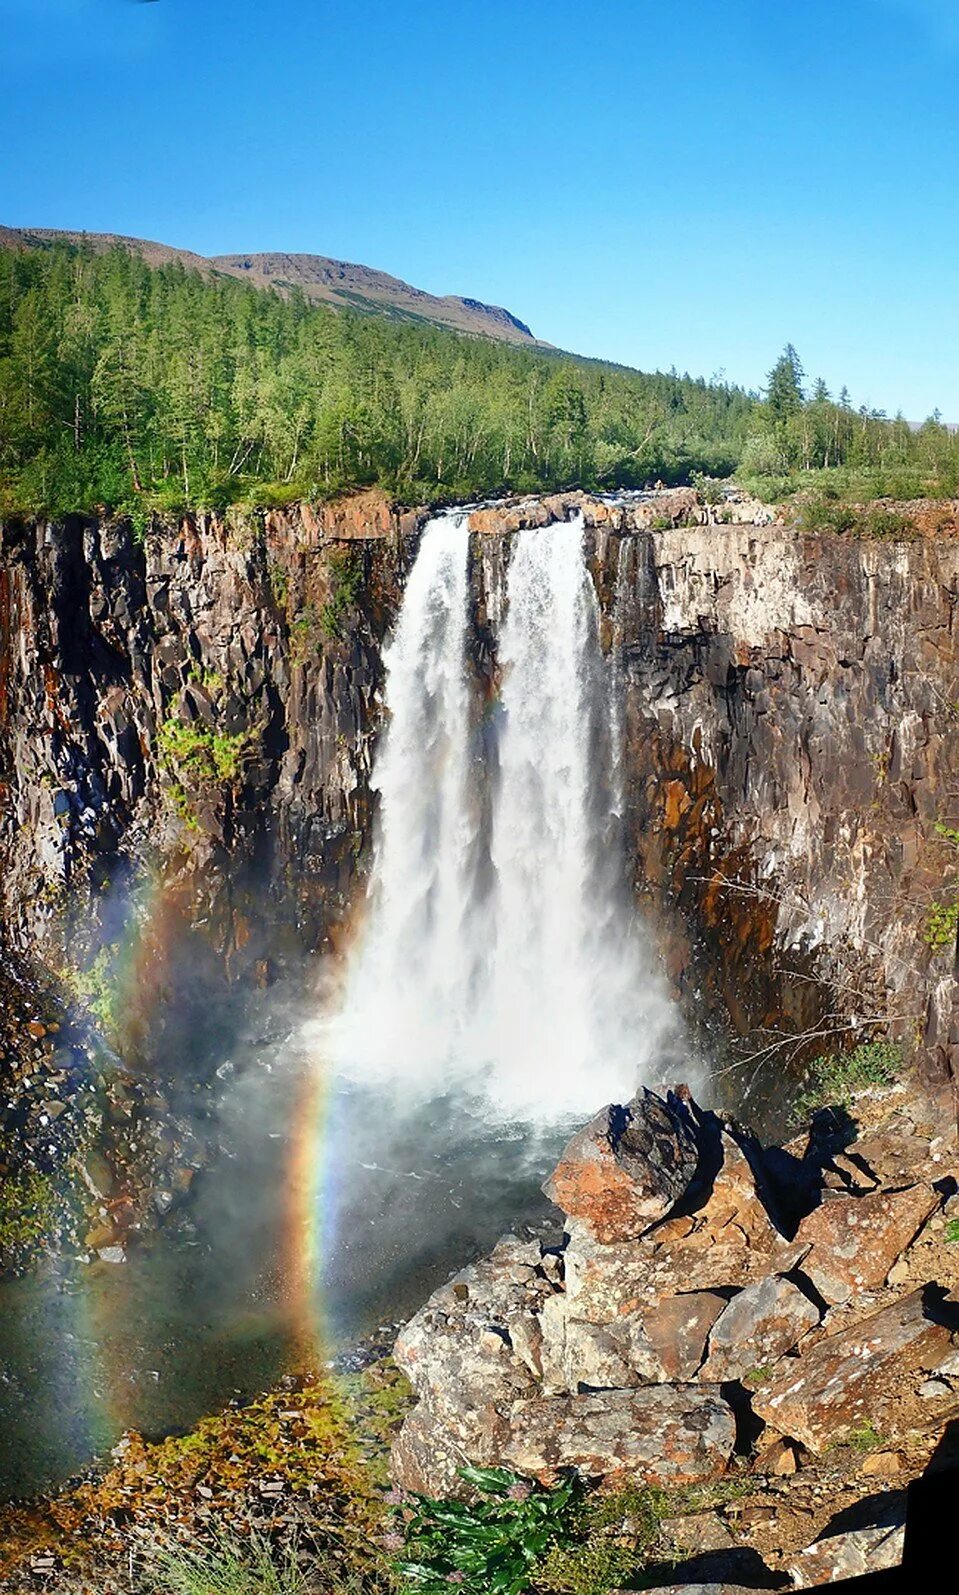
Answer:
[629, 1291, 730, 1381]
[788, 1520, 904, 1586]
[700, 1276, 820, 1382]
[794, 1182, 941, 1305]
[544, 1089, 699, 1243]
[391, 1234, 556, 1493]
[539, 1287, 728, 1389]
[538, 1296, 634, 1392]
[752, 1288, 956, 1452]
[500, 1384, 736, 1486]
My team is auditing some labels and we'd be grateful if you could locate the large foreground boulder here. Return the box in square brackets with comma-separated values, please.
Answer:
[390, 1081, 957, 1504]
[543, 1089, 699, 1243]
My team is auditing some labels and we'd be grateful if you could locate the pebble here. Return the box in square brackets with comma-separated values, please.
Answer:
[917, 1378, 950, 1400]
[96, 1245, 126, 1265]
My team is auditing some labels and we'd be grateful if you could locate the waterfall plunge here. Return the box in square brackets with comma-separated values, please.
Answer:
[324, 510, 677, 1123]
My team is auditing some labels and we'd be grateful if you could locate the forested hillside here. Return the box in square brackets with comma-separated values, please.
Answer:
[0, 241, 956, 515]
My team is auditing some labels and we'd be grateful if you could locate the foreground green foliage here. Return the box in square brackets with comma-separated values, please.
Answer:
[396, 1467, 580, 1594]
[392, 1470, 756, 1595]
[794, 1040, 903, 1118]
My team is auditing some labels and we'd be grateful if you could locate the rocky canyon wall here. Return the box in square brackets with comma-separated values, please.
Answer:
[2, 488, 958, 1090]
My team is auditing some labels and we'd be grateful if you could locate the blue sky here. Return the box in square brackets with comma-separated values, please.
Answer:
[1, 0, 957, 416]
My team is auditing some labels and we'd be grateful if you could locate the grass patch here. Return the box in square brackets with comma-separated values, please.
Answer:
[158, 716, 252, 788]
[833, 1422, 886, 1455]
[793, 1040, 903, 1119]
[0, 1167, 58, 1269]
[149, 1532, 309, 1595]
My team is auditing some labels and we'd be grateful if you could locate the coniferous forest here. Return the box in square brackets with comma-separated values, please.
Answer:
[2, 241, 957, 518]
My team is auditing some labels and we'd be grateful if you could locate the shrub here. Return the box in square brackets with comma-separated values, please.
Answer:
[924, 899, 959, 952]
[794, 1040, 903, 1118]
[157, 717, 251, 787]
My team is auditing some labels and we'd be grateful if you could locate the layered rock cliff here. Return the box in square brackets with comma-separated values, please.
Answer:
[2, 487, 959, 1096]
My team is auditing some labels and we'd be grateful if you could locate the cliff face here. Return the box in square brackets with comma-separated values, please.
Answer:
[607, 515, 959, 1088]
[2, 489, 958, 1090]
[0, 493, 424, 972]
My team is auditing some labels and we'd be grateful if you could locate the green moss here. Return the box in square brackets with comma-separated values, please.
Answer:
[0, 1167, 59, 1267]
[289, 605, 317, 663]
[71, 944, 122, 1036]
[320, 549, 364, 641]
[268, 560, 290, 609]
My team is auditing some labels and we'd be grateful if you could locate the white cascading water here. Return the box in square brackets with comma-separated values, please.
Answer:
[322, 509, 677, 1122]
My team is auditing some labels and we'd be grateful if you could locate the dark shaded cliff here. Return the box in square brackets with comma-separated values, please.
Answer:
[2, 488, 958, 1096]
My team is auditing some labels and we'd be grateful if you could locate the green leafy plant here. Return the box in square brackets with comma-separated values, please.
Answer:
[395, 1466, 579, 1595]
[924, 899, 959, 951]
[794, 1040, 903, 1118]
[944, 1217, 959, 1244]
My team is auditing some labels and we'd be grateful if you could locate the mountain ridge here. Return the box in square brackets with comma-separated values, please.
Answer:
[0, 224, 543, 346]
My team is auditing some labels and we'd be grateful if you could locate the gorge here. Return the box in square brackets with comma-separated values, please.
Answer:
[2, 487, 959, 1572]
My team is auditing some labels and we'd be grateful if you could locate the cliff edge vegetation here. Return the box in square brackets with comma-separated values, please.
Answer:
[4, 242, 958, 520]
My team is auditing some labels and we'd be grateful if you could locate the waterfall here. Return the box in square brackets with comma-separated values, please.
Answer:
[323, 510, 677, 1123]
[326, 509, 479, 1091]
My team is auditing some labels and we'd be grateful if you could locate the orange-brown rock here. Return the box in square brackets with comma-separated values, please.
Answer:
[752, 1288, 956, 1452]
[629, 1290, 730, 1381]
[543, 1091, 699, 1244]
[796, 1183, 942, 1305]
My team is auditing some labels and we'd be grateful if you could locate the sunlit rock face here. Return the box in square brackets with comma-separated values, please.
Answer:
[3, 486, 959, 1088]
[390, 1080, 958, 1499]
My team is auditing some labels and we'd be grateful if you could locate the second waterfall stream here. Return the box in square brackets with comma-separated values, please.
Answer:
[323, 509, 675, 1123]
